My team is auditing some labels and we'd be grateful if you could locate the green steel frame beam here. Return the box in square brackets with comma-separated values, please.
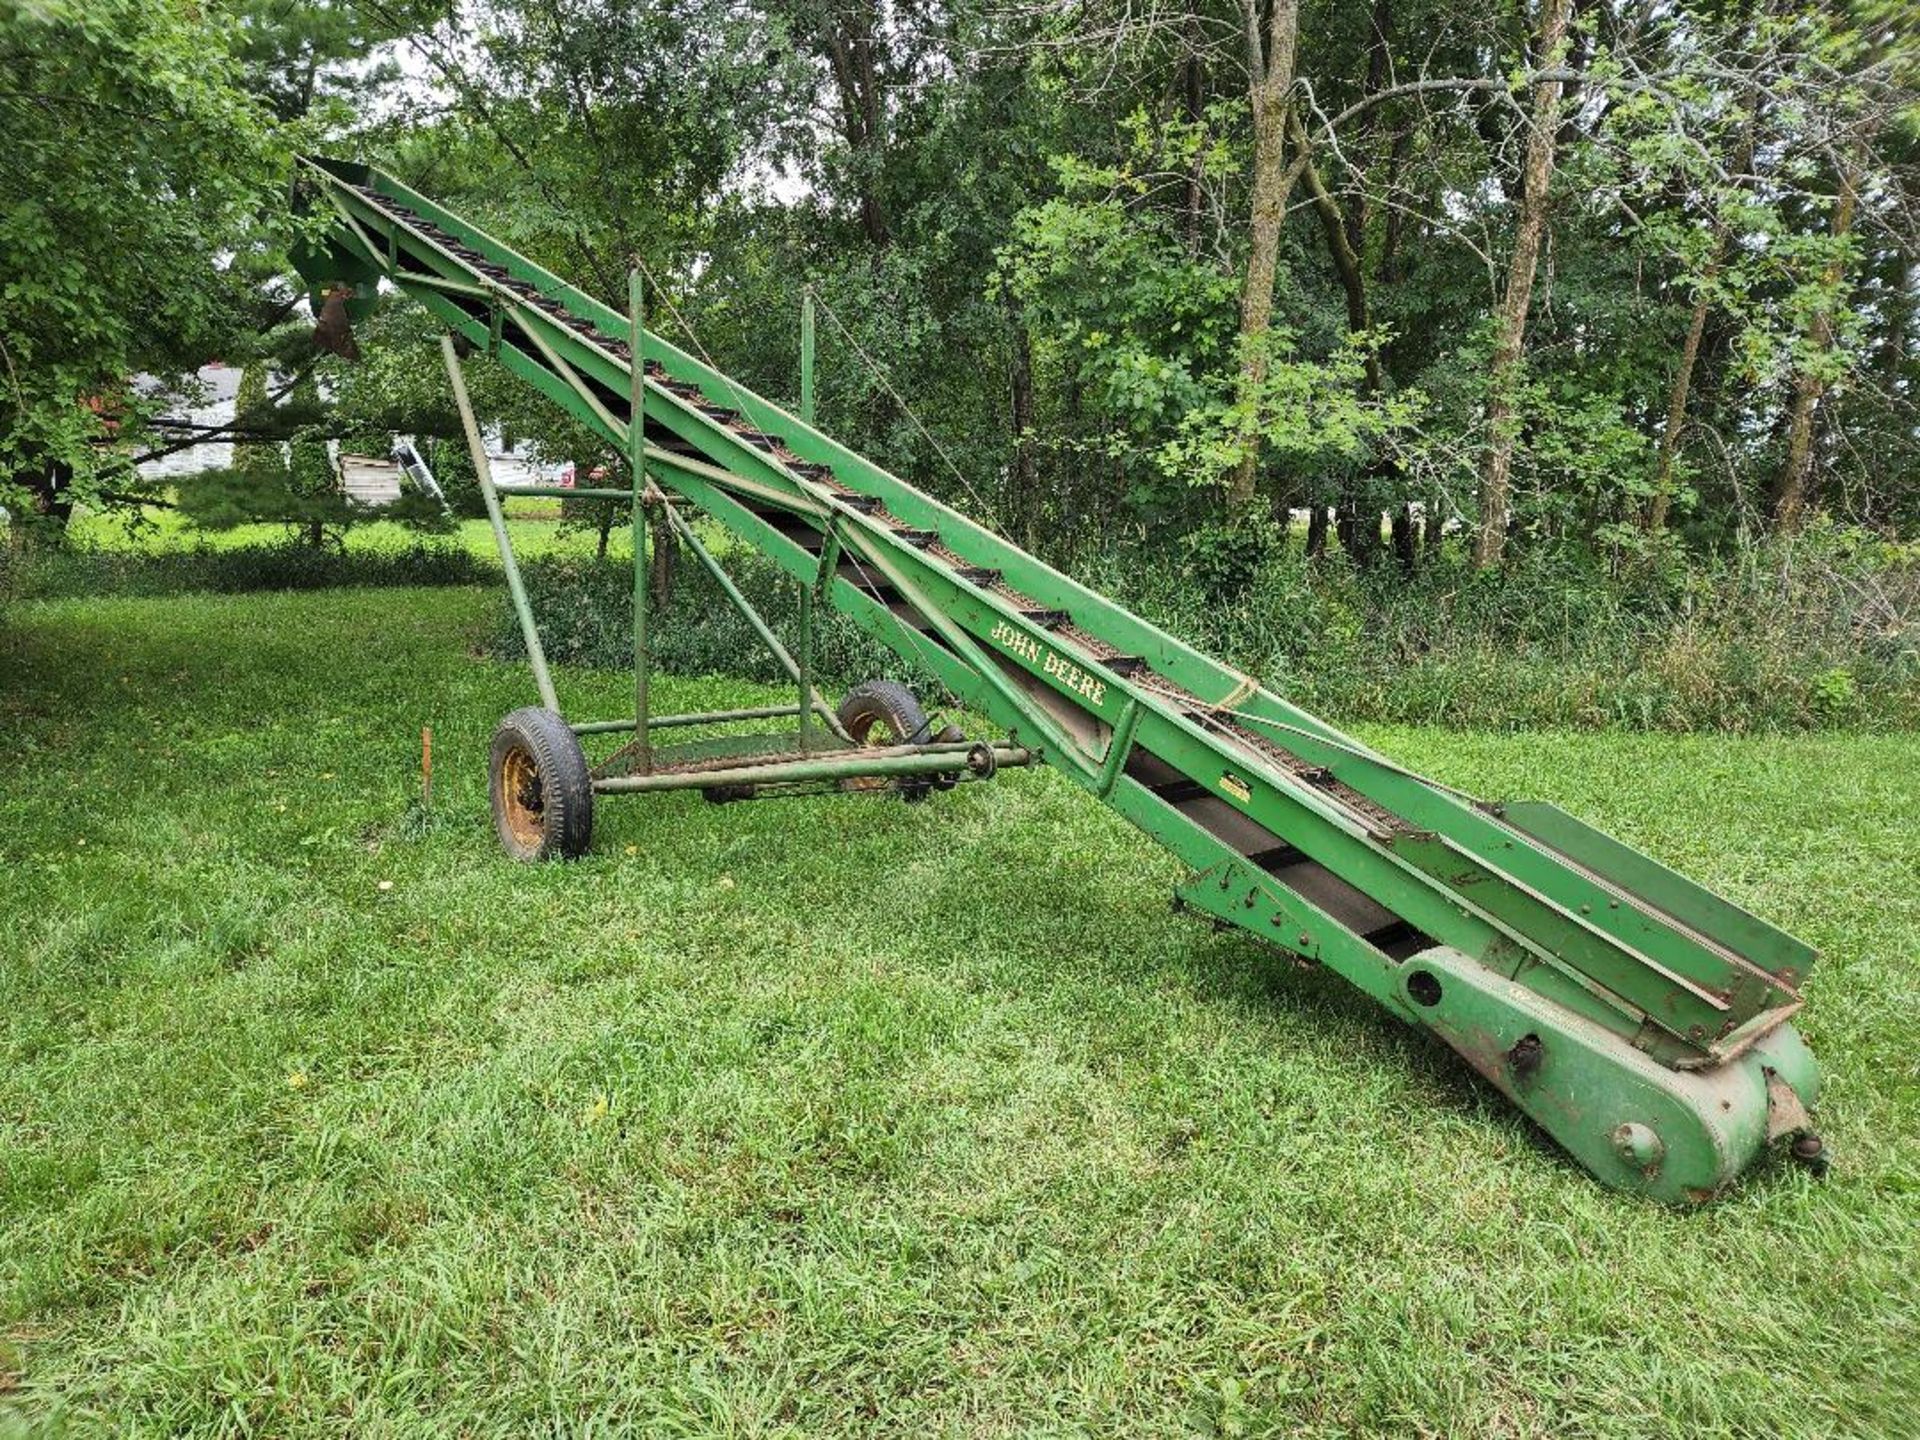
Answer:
[659, 499, 853, 742]
[628, 262, 652, 770]
[292, 156, 1826, 1203]
[441, 333, 558, 714]
[592, 742, 1031, 794]
[800, 291, 816, 424]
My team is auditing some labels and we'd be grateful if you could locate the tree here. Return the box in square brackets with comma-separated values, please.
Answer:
[1224, 0, 1301, 513]
[0, 0, 283, 546]
[20, 0, 1912, 575]
[1473, 0, 1572, 569]
[228, 0, 411, 124]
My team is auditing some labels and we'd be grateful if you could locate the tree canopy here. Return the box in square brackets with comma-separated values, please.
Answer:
[3, 0, 1915, 564]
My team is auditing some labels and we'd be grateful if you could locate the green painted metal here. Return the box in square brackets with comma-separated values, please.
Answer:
[296, 157, 1826, 1202]
[800, 291, 816, 424]
[1492, 800, 1818, 987]
[645, 728, 849, 771]
[509, 485, 636, 501]
[574, 705, 814, 735]
[628, 263, 652, 768]
[593, 743, 1032, 795]
[441, 333, 557, 714]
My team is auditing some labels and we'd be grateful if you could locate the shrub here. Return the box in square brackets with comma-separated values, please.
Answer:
[1135, 526, 1919, 732]
[489, 527, 1913, 732]
[492, 548, 925, 693]
[0, 538, 491, 601]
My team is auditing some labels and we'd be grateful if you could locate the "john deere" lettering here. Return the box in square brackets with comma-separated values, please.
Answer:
[988, 621, 1107, 708]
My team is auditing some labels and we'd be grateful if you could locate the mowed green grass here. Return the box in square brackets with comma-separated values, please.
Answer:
[1, 587, 1915, 1437]
[66, 502, 629, 563]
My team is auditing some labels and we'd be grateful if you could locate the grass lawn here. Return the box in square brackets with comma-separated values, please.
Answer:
[1, 586, 1915, 1436]
[65, 501, 630, 564]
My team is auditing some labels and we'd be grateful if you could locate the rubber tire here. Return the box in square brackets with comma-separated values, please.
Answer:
[489, 707, 595, 861]
[836, 680, 934, 802]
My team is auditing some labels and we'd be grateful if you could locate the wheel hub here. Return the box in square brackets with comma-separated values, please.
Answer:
[500, 745, 546, 847]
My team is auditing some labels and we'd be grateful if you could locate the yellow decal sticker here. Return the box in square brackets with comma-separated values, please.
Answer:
[1220, 773, 1251, 803]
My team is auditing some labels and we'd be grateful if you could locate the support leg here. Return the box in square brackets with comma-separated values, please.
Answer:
[628, 262, 651, 772]
[441, 335, 558, 713]
[800, 291, 815, 425]
[797, 584, 815, 752]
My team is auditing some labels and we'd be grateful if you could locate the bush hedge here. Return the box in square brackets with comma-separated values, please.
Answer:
[494, 524, 1918, 733]
[2, 538, 491, 601]
[491, 547, 913, 692]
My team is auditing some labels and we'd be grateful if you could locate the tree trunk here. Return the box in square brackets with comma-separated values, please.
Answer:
[649, 510, 677, 608]
[1879, 257, 1913, 388]
[1339, 3, 1395, 567]
[591, 457, 614, 559]
[1181, 11, 1206, 256]
[1647, 85, 1759, 536]
[1772, 168, 1860, 536]
[1004, 288, 1040, 547]
[1344, 0, 1393, 259]
[1377, 128, 1411, 286]
[1062, 369, 1085, 544]
[1305, 502, 1328, 557]
[1225, 0, 1302, 513]
[1474, 0, 1573, 569]
[1645, 277, 1712, 533]
[1379, 127, 1417, 566]
[818, 8, 891, 247]
[8, 459, 73, 551]
[1391, 503, 1416, 571]
[1296, 124, 1381, 391]
[1297, 117, 1386, 564]
[1335, 504, 1372, 561]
